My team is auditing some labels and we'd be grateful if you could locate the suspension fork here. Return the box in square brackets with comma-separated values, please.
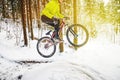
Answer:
[69, 28, 78, 38]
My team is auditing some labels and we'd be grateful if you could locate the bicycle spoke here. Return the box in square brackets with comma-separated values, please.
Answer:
[69, 28, 78, 38]
[37, 37, 56, 58]
[40, 39, 53, 54]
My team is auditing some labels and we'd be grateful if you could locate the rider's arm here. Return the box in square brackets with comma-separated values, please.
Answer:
[56, 5, 64, 19]
[41, 1, 55, 19]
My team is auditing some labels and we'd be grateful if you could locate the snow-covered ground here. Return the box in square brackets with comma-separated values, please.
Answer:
[0, 20, 120, 80]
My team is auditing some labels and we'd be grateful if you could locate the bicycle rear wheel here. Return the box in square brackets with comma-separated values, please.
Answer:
[37, 37, 56, 58]
[66, 24, 89, 47]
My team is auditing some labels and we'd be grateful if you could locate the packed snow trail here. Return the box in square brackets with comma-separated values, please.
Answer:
[22, 61, 107, 80]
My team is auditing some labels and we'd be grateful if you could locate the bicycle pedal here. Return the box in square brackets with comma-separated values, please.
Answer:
[59, 40, 64, 43]
[54, 39, 63, 43]
[59, 40, 64, 42]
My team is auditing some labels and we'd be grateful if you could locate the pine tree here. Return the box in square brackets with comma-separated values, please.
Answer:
[20, 0, 28, 46]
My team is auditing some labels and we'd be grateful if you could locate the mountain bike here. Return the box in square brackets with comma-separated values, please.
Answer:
[37, 19, 89, 58]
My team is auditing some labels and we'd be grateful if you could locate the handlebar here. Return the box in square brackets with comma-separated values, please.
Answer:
[63, 17, 70, 20]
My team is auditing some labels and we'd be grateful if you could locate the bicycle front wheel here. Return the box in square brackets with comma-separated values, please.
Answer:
[66, 24, 89, 47]
[37, 37, 56, 58]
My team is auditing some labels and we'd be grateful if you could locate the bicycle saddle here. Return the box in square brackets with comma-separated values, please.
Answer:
[46, 30, 52, 35]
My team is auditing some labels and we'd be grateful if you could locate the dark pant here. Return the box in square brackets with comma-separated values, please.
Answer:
[41, 15, 60, 32]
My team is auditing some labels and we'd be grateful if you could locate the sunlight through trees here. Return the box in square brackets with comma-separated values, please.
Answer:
[0, 0, 120, 46]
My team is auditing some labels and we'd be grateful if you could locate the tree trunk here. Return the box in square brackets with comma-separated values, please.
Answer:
[37, 0, 41, 29]
[11, 0, 15, 21]
[59, 3, 64, 52]
[26, 0, 30, 33]
[59, 30, 64, 52]
[2, 0, 6, 18]
[29, 0, 34, 40]
[21, 0, 28, 46]
[42, 0, 46, 7]
[73, 0, 78, 50]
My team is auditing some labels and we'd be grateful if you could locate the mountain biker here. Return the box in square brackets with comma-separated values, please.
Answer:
[41, 0, 64, 40]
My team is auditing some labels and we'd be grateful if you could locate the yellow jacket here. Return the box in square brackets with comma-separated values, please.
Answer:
[41, 0, 64, 19]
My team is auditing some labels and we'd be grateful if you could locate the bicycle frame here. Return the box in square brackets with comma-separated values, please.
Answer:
[45, 39, 63, 49]
[58, 21, 78, 39]
[50, 20, 65, 39]
[43, 21, 66, 48]
[44, 20, 83, 48]
[50, 20, 78, 41]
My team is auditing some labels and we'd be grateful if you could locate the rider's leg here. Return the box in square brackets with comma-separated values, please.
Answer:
[53, 19, 61, 40]
[41, 15, 61, 40]
[41, 15, 54, 26]
[54, 27, 60, 39]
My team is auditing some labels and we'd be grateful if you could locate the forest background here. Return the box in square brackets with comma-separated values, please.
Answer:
[0, 0, 120, 51]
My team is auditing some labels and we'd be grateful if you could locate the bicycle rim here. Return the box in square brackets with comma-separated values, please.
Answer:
[37, 37, 56, 58]
[66, 24, 89, 47]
